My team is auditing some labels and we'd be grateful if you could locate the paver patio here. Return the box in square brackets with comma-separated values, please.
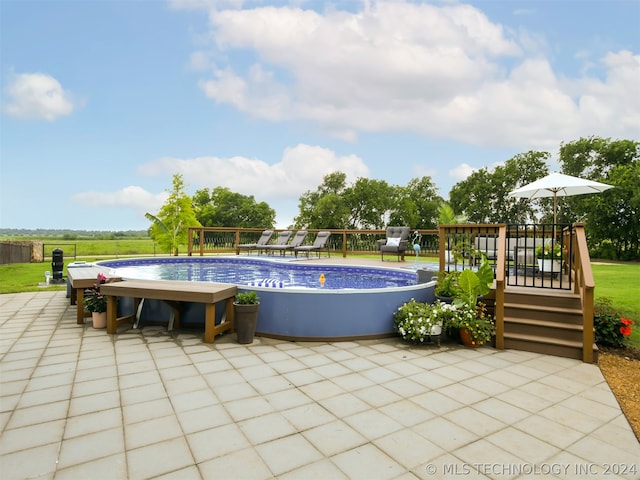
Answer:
[1, 291, 638, 479]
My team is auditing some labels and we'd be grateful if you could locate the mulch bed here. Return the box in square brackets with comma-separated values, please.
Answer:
[597, 345, 640, 442]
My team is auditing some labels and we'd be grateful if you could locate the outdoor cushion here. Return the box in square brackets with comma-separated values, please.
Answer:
[386, 237, 401, 247]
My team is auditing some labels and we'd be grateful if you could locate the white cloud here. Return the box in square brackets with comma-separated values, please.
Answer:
[138, 144, 369, 201]
[450, 162, 476, 181]
[191, 1, 639, 149]
[71, 186, 167, 218]
[2, 72, 78, 120]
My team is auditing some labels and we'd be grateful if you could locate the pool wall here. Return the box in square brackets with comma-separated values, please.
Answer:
[246, 284, 435, 341]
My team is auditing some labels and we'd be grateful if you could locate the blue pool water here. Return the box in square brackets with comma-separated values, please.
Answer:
[97, 256, 417, 290]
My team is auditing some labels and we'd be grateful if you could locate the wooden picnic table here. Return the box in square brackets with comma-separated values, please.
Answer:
[67, 266, 121, 325]
[99, 279, 238, 343]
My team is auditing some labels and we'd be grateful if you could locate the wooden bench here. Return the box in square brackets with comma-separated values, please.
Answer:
[67, 266, 121, 325]
[99, 279, 238, 343]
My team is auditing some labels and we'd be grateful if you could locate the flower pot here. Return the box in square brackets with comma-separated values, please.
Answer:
[445, 250, 453, 264]
[537, 259, 562, 273]
[435, 295, 454, 304]
[459, 327, 481, 348]
[234, 303, 259, 344]
[92, 311, 107, 329]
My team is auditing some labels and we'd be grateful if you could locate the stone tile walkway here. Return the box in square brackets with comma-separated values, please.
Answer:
[1, 291, 638, 479]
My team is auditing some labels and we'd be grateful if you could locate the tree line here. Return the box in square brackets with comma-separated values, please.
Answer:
[148, 137, 639, 260]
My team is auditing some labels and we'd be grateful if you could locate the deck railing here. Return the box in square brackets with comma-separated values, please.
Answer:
[187, 227, 442, 258]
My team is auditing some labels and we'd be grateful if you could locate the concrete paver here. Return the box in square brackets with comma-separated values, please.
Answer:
[1, 291, 639, 480]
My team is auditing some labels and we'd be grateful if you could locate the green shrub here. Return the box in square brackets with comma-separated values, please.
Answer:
[235, 291, 259, 304]
[594, 297, 634, 348]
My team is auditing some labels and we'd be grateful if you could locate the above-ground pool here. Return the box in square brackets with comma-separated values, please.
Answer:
[97, 257, 435, 341]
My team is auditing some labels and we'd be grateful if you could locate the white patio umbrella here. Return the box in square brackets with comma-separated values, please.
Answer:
[508, 172, 613, 224]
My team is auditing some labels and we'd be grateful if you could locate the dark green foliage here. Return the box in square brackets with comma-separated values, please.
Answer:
[193, 187, 276, 228]
[594, 297, 632, 348]
[235, 291, 259, 304]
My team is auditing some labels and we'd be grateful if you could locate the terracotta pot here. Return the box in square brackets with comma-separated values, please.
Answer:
[92, 312, 107, 329]
[234, 303, 259, 344]
[459, 327, 481, 348]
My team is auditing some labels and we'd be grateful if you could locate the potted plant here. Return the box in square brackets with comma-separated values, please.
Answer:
[446, 256, 495, 347]
[393, 299, 456, 346]
[434, 270, 460, 303]
[454, 302, 494, 348]
[535, 243, 564, 273]
[83, 273, 107, 328]
[234, 291, 260, 344]
[437, 202, 467, 264]
[452, 256, 494, 309]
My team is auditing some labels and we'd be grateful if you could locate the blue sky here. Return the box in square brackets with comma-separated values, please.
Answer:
[1, 0, 638, 231]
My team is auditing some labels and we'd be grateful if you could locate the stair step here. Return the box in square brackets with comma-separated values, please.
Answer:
[504, 334, 598, 361]
[505, 317, 583, 331]
[504, 302, 582, 315]
[504, 332, 582, 348]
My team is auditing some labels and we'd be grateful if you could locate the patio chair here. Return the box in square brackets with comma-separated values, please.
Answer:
[377, 226, 411, 261]
[294, 231, 331, 258]
[237, 230, 274, 255]
[261, 230, 292, 255]
[264, 230, 307, 256]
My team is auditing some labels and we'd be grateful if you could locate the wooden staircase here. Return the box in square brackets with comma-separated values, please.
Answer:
[502, 286, 598, 361]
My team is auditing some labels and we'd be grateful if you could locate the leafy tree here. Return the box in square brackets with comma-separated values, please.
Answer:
[295, 173, 442, 230]
[559, 137, 639, 259]
[389, 177, 442, 228]
[146, 174, 201, 255]
[344, 178, 395, 229]
[192, 187, 275, 228]
[449, 151, 549, 223]
[294, 172, 351, 228]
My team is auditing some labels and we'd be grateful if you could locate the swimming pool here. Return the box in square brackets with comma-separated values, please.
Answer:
[98, 256, 419, 289]
[97, 257, 435, 340]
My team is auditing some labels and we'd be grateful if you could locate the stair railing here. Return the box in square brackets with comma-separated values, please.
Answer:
[572, 223, 595, 363]
[494, 225, 506, 350]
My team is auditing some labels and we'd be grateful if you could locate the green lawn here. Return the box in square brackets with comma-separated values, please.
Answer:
[592, 262, 640, 348]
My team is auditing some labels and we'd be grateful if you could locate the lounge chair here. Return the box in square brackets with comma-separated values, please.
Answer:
[261, 230, 292, 255]
[377, 226, 410, 261]
[294, 231, 331, 258]
[264, 230, 306, 256]
[237, 230, 274, 255]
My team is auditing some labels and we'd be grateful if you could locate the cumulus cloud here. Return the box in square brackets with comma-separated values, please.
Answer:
[138, 144, 369, 199]
[450, 162, 476, 181]
[72, 186, 167, 217]
[2, 72, 78, 120]
[190, 1, 639, 148]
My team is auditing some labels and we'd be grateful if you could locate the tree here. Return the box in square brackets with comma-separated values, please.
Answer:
[294, 172, 351, 229]
[344, 178, 395, 229]
[559, 137, 640, 259]
[389, 177, 442, 229]
[147, 174, 201, 255]
[449, 151, 549, 223]
[192, 187, 276, 228]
